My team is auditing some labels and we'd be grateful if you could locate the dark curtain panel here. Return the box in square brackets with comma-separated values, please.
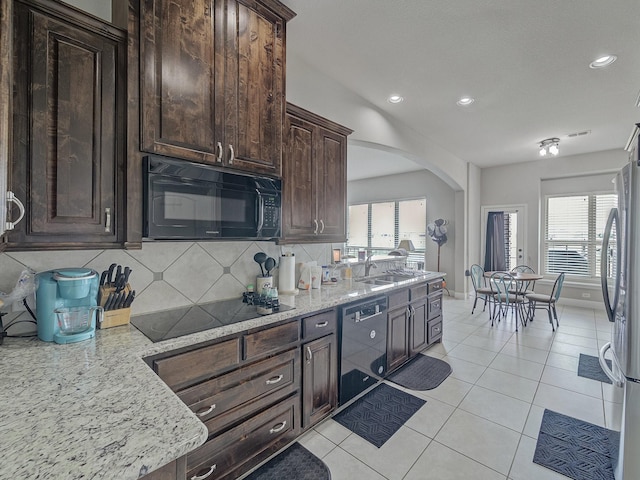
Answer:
[484, 211, 506, 272]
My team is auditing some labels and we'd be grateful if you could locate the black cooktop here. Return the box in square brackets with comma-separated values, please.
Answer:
[130, 298, 294, 343]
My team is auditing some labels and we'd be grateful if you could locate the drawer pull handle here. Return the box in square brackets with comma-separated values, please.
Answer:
[269, 420, 287, 434]
[315, 321, 329, 328]
[196, 404, 216, 417]
[433, 326, 441, 332]
[266, 374, 284, 385]
[228, 144, 235, 164]
[216, 142, 223, 162]
[191, 464, 216, 480]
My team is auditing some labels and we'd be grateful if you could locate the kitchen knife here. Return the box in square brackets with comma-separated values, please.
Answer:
[124, 290, 136, 308]
[122, 266, 131, 285]
[117, 292, 128, 309]
[106, 263, 117, 285]
[104, 292, 115, 311]
[99, 270, 108, 286]
[114, 265, 122, 285]
[115, 274, 125, 293]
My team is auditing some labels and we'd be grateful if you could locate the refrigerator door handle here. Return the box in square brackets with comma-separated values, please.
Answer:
[601, 207, 620, 323]
[599, 342, 625, 387]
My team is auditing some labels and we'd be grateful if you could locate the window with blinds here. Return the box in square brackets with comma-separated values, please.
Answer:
[544, 193, 617, 277]
[347, 198, 426, 264]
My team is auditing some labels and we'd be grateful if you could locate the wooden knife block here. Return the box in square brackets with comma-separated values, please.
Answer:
[98, 284, 132, 329]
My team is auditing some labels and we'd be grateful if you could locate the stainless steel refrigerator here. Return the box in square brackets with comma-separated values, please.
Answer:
[599, 156, 640, 480]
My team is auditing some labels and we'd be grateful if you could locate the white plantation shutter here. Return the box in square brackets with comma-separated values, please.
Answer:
[544, 193, 617, 277]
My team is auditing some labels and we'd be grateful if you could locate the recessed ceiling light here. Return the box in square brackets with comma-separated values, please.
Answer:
[589, 55, 617, 69]
[456, 96, 474, 106]
[388, 95, 404, 104]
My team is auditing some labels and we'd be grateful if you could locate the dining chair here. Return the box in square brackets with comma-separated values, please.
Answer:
[470, 264, 493, 314]
[510, 265, 536, 295]
[489, 271, 527, 331]
[526, 272, 565, 331]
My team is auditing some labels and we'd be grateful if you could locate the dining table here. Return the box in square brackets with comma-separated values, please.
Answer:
[483, 271, 545, 326]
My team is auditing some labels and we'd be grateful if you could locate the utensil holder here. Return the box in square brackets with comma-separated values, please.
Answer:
[256, 276, 273, 295]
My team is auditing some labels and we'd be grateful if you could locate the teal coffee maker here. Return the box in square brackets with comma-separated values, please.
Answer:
[36, 268, 101, 344]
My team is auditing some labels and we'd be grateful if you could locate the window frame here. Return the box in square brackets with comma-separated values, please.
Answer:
[542, 191, 617, 281]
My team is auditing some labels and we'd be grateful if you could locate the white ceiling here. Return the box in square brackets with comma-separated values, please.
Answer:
[280, 0, 640, 179]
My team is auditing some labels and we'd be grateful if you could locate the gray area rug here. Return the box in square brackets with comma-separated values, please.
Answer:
[244, 443, 330, 480]
[533, 409, 619, 480]
[333, 383, 425, 448]
[387, 354, 452, 390]
[578, 353, 612, 384]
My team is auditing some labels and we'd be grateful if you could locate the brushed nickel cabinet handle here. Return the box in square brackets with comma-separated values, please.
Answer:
[228, 144, 234, 164]
[5, 191, 25, 230]
[196, 404, 216, 417]
[313, 219, 318, 235]
[265, 374, 284, 385]
[320, 219, 325, 233]
[315, 321, 329, 328]
[306, 346, 312, 362]
[216, 142, 223, 162]
[104, 207, 111, 233]
[191, 464, 216, 480]
[269, 420, 287, 434]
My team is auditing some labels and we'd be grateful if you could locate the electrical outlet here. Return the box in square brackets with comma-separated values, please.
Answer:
[582, 292, 591, 298]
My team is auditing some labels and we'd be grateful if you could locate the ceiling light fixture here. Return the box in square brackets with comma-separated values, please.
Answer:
[539, 137, 560, 157]
[388, 95, 403, 104]
[456, 96, 474, 106]
[589, 54, 617, 69]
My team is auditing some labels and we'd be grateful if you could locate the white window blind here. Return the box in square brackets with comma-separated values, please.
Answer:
[544, 193, 617, 277]
[347, 198, 427, 264]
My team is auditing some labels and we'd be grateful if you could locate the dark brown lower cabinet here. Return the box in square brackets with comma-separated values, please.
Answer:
[409, 298, 428, 355]
[387, 305, 410, 372]
[187, 394, 299, 480]
[302, 333, 338, 428]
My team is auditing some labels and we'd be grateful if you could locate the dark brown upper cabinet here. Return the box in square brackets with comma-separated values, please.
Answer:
[140, 0, 294, 177]
[281, 103, 352, 244]
[7, 0, 126, 249]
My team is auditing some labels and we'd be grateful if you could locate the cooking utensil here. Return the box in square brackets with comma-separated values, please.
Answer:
[265, 257, 276, 276]
[106, 263, 117, 285]
[254, 252, 267, 276]
[124, 290, 136, 308]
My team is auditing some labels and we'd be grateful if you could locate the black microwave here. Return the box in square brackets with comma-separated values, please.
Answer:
[143, 156, 281, 240]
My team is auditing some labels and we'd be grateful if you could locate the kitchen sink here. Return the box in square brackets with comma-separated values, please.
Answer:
[355, 272, 416, 285]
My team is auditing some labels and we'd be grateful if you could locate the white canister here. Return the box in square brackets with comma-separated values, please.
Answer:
[256, 276, 273, 295]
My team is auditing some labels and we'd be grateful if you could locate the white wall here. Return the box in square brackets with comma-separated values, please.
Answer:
[348, 170, 457, 289]
[480, 148, 628, 304]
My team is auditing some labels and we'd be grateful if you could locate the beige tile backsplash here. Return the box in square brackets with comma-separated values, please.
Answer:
[0, 241, 335, 333]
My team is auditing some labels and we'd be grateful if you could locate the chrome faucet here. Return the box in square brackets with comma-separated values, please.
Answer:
[364, 254, 377, 277]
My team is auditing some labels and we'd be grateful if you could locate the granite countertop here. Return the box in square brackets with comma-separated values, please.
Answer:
[0, 271, 443, 480]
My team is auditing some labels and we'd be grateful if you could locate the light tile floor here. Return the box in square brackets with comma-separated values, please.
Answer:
[298, 297, 623, 480]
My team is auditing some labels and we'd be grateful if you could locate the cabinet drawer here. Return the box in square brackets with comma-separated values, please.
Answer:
[178, 349, 299, 435]
[187, 395, 299, 480]
[302, 310, 336, 340]
[409, 283, 428, 300]
[428, 279, 444, 294]
[244, 321, 300, 361]
[388, 288, 410, 310]
[428, 316, 443, 343]
[154, 338, 241, 391]
[427, 294, 443, 320]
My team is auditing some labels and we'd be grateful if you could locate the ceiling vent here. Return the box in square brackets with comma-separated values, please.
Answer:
[566, 130, 591, 138]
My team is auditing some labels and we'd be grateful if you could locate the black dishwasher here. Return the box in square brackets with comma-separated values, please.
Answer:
[339, 296, 388, 405]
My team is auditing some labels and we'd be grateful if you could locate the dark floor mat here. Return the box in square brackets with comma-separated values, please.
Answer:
[333, 383, 425, 448]
[578, 354, 612, 384]
[244, 443, 330, 480]
[387, 354, 452, 390]
[533, 409, 619, 480]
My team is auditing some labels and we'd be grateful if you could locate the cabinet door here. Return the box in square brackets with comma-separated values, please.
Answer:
[0, 0, 10, 242]
[11, 2, 124, 246]
[409, 299, 428, 355]
[282, 112, 317, 237]
[140, 0, 222, 164]
[316, 126, 347, 240]
[223, 0, 286, 175]
[302, 334, 338, 428]
[387, 306, 409, 372]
